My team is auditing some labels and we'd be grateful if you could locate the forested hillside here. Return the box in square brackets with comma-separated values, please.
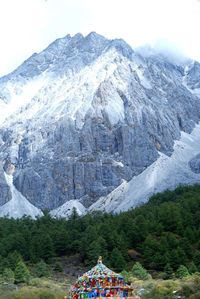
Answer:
[0, 184, 200, 275]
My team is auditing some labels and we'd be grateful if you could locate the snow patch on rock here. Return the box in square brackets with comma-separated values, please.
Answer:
[0, 76, 46, 125]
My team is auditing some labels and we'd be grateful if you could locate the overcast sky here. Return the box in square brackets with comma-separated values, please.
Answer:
[0, 0, 200, 76]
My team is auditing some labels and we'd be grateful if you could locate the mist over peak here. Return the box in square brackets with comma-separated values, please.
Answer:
[135, 40, 191, 66]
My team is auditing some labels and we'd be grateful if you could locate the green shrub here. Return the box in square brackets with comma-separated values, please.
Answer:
[176, 265, 190, 278]
[182, 284, 194, 297]
[120, 270, 131, 283]
[132, 262, 149, 280]
[147, 284, 173, 299]
[189, 291, 200, 299]
[0, 283, 66, 299]
[33, 260, 51, 278]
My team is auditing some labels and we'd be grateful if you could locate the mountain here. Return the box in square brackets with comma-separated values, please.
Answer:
[0, 32, 200, 218]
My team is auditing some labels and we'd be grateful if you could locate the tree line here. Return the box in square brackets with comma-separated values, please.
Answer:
[0, 184, 200, 276]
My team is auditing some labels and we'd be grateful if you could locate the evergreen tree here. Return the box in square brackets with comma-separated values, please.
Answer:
[54, 261, 63, 272]
[86, 240, 103, 266]
[120, 270, 131, 283]
[131, 262, 149, 280]
[176, 265, 190, 278]
[0, 184, 199, 274]
[33, 260, 50, 277]
[39, 233, 54, 262]
[184, 227, 196, 243]
[53, 229, 70, 256]
[193, 252, 200, 269]
[110, 248, 126, 272]
[7, 251, 23, 271]
[188, 262, 198, 274]
[163, 263, 174, 279]
[134, 215, 148, 239]
[170, 248, 187, 269]
[69, 207, 79, 221]
[30, 235, 41, 263]
[142, 235, 162, 268]
[15, 260, 30, 284]
[80, 225, 99, 260]
[3, 268, 15, 284]
[30, 233, 54, 262]
[0, 255, 9, 273]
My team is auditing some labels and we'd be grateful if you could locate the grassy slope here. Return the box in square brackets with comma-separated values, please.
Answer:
[0, 278, 67, 299]
[1, 274, 200, 299]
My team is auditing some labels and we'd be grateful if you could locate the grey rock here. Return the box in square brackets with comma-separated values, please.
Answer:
[185, 61, 200, 90]
[189, 154, 200, 173]
[0, 164, 12, 205]
[0, 32, 200, 214]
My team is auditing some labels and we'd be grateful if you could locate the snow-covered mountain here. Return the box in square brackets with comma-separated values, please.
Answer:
[0, 32, 200, 218]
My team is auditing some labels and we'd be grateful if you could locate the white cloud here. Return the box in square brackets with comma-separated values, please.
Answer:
[0, 0, 200, 76]
[82, 0, 200, 59]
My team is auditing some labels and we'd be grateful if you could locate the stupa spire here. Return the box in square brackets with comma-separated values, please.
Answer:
[67, 256, 133, 299]
[97, 256, 102, 264]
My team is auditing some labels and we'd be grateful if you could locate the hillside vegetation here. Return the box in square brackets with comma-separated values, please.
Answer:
[0, 184, 200, 273]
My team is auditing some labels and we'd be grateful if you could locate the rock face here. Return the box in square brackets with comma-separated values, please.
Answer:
[89, 123, 200, 213]
[0, 164, 12, 205]
[189, 154, 200, 174]
[0, 32, 200, 217]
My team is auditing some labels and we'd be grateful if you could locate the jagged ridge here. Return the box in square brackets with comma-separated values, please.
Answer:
[0, 32, 200, 218]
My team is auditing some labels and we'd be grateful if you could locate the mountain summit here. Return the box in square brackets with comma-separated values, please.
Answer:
[0, 32, 200, 218]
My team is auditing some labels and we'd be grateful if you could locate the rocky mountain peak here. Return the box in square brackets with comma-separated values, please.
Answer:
[0, 32, 200, 218]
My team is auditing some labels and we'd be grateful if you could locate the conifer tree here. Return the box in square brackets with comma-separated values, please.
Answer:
[132, 262, 149, 280]
[163, 263, 174, 279]
[33, 260, 50, 277]
[110, 248, 126, 272]
[7, 251, 23, 271]
[188, 262, 198, 274]
[15, 260, 30, 284]
[3, 268, 15, 284]
[176, 265, 190, 278]
[120, 270, 131, 283]
[54, 261, 63, 272]
[86, 240, 103, 266]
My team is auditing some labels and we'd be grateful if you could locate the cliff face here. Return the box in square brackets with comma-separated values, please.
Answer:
[0, 32, 200, 217]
